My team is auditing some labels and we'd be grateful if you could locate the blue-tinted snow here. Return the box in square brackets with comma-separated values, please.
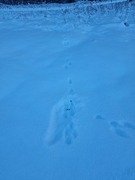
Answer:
[0, 1, 135, 180]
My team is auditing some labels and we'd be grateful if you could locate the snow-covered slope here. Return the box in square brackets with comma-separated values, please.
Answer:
[0, 0, 135, 28]
[0, 2, 135, 180]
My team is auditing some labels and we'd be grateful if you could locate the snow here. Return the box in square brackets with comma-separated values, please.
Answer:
[0, 1, 135, 180]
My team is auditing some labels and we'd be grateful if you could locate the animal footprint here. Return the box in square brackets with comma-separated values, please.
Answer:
[109, 120, 135, 138]
[62, 38, 70, 47]
[64, 57, 72, 70]
[122, 121, 135, 130]
[45, 96, 78, 146]
[94, 115, 135, 139]
[95, 115, 105, 121]
[64, 121, 78, 145]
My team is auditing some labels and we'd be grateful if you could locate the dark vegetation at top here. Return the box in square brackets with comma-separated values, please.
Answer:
[0, 0, 98, 5]
[0, 0, 74, 4]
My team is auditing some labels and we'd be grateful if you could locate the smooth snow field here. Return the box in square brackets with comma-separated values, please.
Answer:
[0, 1, 135, 180]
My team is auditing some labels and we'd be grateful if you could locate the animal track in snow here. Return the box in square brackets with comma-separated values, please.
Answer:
[109, 120, 135, 138]
[95, 115, 105, 121]
[64, 57, 72, 70]
[62, 38, 70, 47]
[68, 78, 72, 85]
[95, 115, 135, 138]
[45, 38, 79, 146]
[45, 96, 78, 146]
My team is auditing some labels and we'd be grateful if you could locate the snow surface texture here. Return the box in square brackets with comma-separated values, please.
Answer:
[45, 95, 78, 145]
[0, 0, 135, 30]
[95, 115, 135, 138]
[0, 1, 135, 180]
[45, 42, 82, 145]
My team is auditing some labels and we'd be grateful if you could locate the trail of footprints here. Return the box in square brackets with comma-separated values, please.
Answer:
[95, 115, 135, 138]
[45, 95, 78, 146]
[45, 39, 79, 146]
